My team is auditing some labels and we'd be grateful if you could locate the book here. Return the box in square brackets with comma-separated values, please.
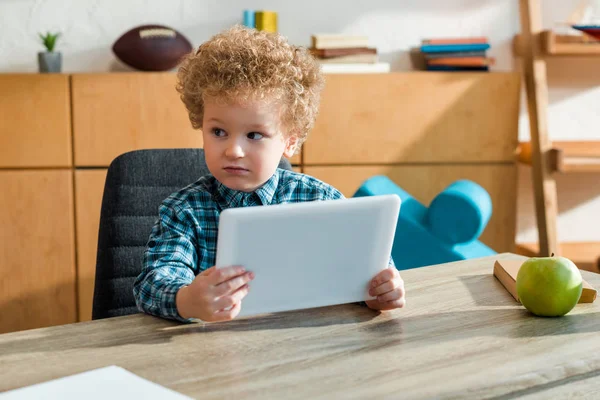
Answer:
[422, 37, 488, 45]
[493, 259, 597, 304]
[426, 65, 489, 71]
[310, 47, 377, 58]
[420, 43, 491, 53]
[424, 51, 486, 59]
[427, 57, 495, 66]
[320, 62, 390, 74]
[311, 34, 370, 49]
[317, 53, 378, 64]
[0, 365, 193, 399]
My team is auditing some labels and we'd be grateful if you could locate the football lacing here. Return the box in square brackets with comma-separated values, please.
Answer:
[139, 28, 176, 39]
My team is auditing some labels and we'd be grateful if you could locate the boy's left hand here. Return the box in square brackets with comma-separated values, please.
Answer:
[365, 267, 405, 311]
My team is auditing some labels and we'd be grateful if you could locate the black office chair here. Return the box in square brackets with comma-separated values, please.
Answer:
[92, 148, 292, 320]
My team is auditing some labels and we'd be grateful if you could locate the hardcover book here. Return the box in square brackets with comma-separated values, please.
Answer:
[493, 259, 597, 304]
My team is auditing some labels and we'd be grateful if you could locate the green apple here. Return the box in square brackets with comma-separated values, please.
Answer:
[516, 255, 583, 317]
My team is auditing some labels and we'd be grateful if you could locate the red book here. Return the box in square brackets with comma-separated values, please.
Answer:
[428, 57, 495, 67]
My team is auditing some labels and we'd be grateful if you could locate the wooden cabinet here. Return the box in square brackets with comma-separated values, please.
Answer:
[0, 170, 76, 333]
[71, 73, 202, 167]
[306, 73, 520, 165]
[75, 170, 108, 322]
[71, 73, 301, 167]
[0, 75, 72, 168]
[0, 71, 520, 332]
[305, 165, 517, 253]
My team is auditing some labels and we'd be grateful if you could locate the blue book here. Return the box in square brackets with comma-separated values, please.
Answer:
[243, 10, 255, 28]
[420, 43, 490, 53]
[426, 65, 489, 72]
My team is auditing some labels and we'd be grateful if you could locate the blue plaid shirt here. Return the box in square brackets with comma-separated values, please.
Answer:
[133, 168, 395, 321]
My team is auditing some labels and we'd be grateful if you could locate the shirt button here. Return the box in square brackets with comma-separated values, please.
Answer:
[148, 240, 157, 248]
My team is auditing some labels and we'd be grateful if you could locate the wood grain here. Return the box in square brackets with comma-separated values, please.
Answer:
[0, 170, 76, 333]
[0, 74, 72, 168]
[0, 253, 599, 399]
[305, 164, 517, 253]
[71, 73, 202, 167]
[304, 72, 520, 165]
[518, 0, 559, 256]
[517, 140, 600, 173]
[71, 73, 301, 167]
[74, 170, 108, 322]
[543, 30, 600, 56]
[516, 242, 600, 273]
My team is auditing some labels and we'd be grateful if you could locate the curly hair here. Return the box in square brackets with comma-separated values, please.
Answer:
[176, 25, 325, 150]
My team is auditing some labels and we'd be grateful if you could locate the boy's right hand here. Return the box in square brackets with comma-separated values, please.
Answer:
[176, 265, 254, 322]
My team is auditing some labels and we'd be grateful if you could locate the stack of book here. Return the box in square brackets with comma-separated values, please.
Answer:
[419, 37, 493, 72]
[309, 34, 390, 73]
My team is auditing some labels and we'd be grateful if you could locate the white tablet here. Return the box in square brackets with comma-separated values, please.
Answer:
[215, 194, 401, 318]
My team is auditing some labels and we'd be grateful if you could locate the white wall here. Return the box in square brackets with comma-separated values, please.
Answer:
[1, 0, 599, 244]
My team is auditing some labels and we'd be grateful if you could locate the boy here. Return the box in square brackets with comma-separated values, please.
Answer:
[133, 25, 405, 323]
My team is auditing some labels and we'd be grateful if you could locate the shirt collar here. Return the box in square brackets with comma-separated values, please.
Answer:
[214, 169, 280, 209]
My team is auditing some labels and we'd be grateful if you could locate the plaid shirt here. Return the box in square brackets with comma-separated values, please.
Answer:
[133, 168, 395, 321]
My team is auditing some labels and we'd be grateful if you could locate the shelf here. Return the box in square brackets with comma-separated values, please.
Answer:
[514, 30, 600, 57]
[516, 242, 600, 273]
[517, 141, 600, 173]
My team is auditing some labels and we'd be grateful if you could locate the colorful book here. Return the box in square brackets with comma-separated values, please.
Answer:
[420, 43, 491, 53]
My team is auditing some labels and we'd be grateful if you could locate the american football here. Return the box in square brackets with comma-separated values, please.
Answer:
[112, 24, 193, 71]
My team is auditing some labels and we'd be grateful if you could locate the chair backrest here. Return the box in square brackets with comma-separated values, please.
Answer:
[92, 148, 292, 319]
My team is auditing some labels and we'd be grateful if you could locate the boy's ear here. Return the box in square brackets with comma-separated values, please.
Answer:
[283, 135, 299, 158]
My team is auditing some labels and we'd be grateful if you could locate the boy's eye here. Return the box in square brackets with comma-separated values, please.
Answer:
[247, 132, 264, 140]
[212, 128, 226, 137]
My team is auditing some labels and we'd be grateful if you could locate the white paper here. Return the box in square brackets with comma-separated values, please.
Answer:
[0, 365, 192, 399]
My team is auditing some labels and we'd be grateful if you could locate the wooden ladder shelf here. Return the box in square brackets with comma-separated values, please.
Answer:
[516, 0, 600, 261]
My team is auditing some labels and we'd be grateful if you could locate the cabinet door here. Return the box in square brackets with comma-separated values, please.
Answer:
[0, 75, 72, 167]
[72, 73, 202, 167]
[71, 73, 301, 167]
[304, 72, 520, 165]
[75, 170, 108, 321]
[304, 165, 517, 253]
[0, 170, 76, 333]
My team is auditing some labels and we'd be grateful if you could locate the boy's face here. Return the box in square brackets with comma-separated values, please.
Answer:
[202, 96, 297, 192]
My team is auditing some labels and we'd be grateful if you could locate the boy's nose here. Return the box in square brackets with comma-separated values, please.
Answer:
[225, 142, 244, 159]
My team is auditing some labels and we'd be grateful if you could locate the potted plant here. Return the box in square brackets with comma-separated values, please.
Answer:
[38, 32, 61, 73]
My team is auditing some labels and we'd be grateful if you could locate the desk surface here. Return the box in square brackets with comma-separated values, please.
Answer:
[1, 253, 599, 399]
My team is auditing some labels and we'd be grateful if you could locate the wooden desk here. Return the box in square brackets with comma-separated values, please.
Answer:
[1, 253, 599, 399]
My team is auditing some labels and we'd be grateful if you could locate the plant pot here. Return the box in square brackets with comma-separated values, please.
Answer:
[38, 51, 62, 73]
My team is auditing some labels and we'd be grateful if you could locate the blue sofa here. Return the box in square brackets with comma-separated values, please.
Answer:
[353, 176, 497, 270]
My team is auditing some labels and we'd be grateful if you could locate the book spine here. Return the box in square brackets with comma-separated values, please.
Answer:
[424, 51, 486, 59]
[420, 43, 491, 53]
[422, 37, 488, 45]
[426, 65, 489, 71]
[311, 47, 377, 58]
[428, 57, 494, 67]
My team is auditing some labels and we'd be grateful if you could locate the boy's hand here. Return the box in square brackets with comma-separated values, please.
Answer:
[365, 267, 405, 311]
[176, 265, 254, 322]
